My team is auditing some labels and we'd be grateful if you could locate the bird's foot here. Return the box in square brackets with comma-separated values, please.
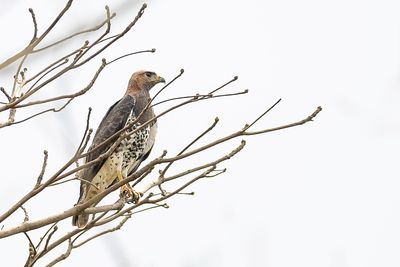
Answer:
[120, 183, 142, 204]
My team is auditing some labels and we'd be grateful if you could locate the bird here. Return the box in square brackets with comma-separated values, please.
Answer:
[72, 70, 165, 228]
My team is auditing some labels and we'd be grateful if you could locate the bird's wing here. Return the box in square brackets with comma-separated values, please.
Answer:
[81, 94, 136, 183]
[73, 95, 135, 226]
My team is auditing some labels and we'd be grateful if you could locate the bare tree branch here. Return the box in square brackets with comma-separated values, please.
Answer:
[0, 105, 322, 239]
[0, 3, 323, 266]
[32, 10, 116, 53]
[0, 0, 73, 70]
[44, 238, 72, 267]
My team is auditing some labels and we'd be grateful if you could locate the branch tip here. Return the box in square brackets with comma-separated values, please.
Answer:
[151, 48, 156, 52]
[309, 106, 322, 120]
[0, 87, 11, 101]
[180, 69, 184, 74]
[233, 75, 238, 80]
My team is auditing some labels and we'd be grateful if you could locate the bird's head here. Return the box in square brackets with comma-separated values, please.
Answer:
[127, 70, 165, 94]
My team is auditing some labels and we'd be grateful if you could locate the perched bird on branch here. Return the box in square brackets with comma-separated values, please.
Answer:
[72, 70, 165, 228]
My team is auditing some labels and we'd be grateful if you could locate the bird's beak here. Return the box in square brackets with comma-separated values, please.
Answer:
[156, 75, 165, 84]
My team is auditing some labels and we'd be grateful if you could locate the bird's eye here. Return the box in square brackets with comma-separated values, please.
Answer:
[145, 72, 153, 78]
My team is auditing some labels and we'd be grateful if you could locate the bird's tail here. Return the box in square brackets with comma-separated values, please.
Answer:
[72, 213, 90, 228]
[72, 160, 115, 228]
[72, 198, 102, 228]
[72, 195, 100, 228]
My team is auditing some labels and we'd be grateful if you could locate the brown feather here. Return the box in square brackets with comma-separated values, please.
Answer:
[72, 70, 164, 227]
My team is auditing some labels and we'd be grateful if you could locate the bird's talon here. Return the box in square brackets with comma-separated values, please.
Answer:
[120, 184, 142, 204]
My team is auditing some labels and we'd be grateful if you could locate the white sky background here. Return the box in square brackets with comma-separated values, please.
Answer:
[0, 0, 400, 266]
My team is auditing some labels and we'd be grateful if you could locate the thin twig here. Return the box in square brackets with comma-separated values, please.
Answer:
[164, 140, 245, 183]
[25, 59, 70, 93]
[33, 10, 116, 53]
[49, 177, 99, 190]
[244, 106, 323, 136]
[209, 75, 238, 94]
[161, 116, 220, 177]
[23, 231, 36, 266]
[45, 238, 72, 267]
[151, 89, 249, 107]
[35, 151, 48, 189]
[36, 223, 57, 250]
[9, 99, 73, 127]
[0, 87, 11, 101]
[73, 3, 148, 68]
[28, 8, 38, 44]
[0, 0, 73, 70]
[35, 210, 110, 265]
[157, 116, 220, 193]
[72, 212, 131, 249]
[44, 225, 58, 251]
[71, 6, 112, 65]
[106, 48, 156, 65]
[244, 98, 282, 130]
[21, 206, 29, 222]
[76, 107, 92, 155]
[16, 59, 106, 109]
[205, 168, 227, 177]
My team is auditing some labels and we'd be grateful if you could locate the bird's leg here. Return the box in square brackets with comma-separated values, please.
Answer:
[117, 169, 142, 204]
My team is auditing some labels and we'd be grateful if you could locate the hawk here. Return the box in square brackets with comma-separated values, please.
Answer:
[72, 70, 165, 228]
